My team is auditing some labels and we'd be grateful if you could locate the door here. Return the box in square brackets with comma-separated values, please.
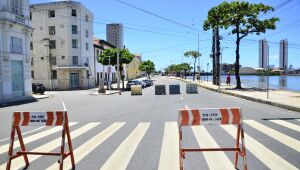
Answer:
[69, 73, 79, 88]
[11, 60, 24, 97]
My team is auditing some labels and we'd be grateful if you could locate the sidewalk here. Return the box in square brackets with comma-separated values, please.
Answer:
[173, 77, 300, 112]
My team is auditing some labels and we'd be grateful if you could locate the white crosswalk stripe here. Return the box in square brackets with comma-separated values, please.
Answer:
[0, 126, 45, 143]
[0, 122, 78, 155]
[192, 126, 235, 170]
[100, 122, 150, 170]
[221, 125, 298, 170]
[269, 120, 300, 133]
[245, 120, 300, 152]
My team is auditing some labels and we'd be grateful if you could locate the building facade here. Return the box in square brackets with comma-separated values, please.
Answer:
[279, 39, 288, 70]
[30, 1, 94, 90]
[93, 37, 116, 85]
[259, 39, 268, 69]
[0, 0, 32, 101]
[106, 23, 123, 48]
[127, 55, 141, 80]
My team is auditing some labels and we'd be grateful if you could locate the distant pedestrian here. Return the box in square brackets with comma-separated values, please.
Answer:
[226, 73, 231, 86]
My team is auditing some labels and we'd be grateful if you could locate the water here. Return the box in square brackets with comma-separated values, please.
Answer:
[187, 75, 300, 92]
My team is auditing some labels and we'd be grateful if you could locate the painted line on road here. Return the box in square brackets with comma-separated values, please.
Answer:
[158, 122, 179, 170]
[180, 96, 183, 100]
[47, 122, 125, 170]
[100, 122, 150, 170]
[185, 105, 189, 109]
[0, 122, 100, 170]
[0, 126, 45, 143]
[269, 120, 300, 133]
[245, 120, 300, 152]
[192, 126, 235, 170]
[0, 122, 78, 155]
[221, 125, 298, 170]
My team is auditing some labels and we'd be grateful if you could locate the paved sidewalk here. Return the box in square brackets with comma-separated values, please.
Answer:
[173, 77, 300, 112]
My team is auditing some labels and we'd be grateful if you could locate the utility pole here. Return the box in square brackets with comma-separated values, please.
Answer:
[116, 26, 120, 89]
[212, 29, 216, 85]
[215, 28, 221, 86]
[197, 31, 200, 77]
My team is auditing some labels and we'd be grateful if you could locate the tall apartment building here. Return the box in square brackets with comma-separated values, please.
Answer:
[30, 1, 94, 90]
[259, 39, 269, 69]
[279, 39, 288, 70]
[106, 23, 123, 48]
[0, 0, 32, 101]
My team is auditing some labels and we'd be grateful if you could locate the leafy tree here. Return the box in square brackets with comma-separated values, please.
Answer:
[184, 51, 201, 81]
[203, 1, 279, 89]
[179, 63, 193, 79]
[139, 60, 155, 79]
[98, 48, 134, 89]
[165, 63, 192, 78]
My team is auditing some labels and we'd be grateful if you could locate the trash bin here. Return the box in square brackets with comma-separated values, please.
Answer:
[169, 84, 180, 94]
[186, 83, 198, 93]
[155, 85, 166, 95]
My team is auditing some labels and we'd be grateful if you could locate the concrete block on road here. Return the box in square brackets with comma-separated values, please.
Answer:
[155, 85, 166, 95]
[131, 85, 142, 95]
[169, 84, 180, 94]
[186, 83, 198, 94]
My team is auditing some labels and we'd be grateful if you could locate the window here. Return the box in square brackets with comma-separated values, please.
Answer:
[72, 25, 78, 34]
[72, 56, 78, 65]
[31, 58, 34, 66]
[30, 12, 32, 20]
[86, 43, 89, 51]
[48, 10, 55, 17]
[31, 71, 34, 79]
[50, 56, 56, 65]
[11, 0, 21, 15]
[86, 70, 89, 78]
[85, 30, 88, 38]
[30, 41, 33, 50]
[85, 15, 88, 22]
[72, 39, 78, 48]
[41, 57, 44, 60]
[62, 56, 65, 59]
[49, 26, 55, 35]
[71, 9, 77, 17]
[51, 70, 57, 79]
[10, 36, 23, 54]
[49, 40, 56, 49]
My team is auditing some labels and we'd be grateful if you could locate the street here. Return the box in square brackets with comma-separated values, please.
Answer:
[0, 76, 300, 170]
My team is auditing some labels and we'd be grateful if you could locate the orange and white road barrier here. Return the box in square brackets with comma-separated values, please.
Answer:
[178, 107, 247, 170]
[6, 108, 75, 170]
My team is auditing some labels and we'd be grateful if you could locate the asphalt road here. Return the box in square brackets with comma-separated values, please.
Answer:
[0, 76, 299, 170]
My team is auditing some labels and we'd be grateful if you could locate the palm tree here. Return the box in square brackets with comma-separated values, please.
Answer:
[184, 51, 201, 81]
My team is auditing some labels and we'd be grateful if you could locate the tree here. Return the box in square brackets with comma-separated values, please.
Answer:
[179, 63, 193, 79]
[139, 60, 155, 79]
[203, 1, 279, 89]
[184, 51, 201, 81]
[98, 48, 134, 89]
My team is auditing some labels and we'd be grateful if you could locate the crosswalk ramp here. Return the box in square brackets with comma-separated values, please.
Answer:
[0, 119, 299, 170]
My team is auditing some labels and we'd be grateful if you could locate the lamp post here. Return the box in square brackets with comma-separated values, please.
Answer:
[220, 46, 229, 88]
[207, 63, 209, 81]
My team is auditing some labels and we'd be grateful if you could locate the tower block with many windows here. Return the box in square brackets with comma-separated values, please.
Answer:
[30, 1, 94, 90]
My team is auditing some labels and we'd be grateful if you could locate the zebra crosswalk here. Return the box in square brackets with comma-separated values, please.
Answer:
[0, 119, 299, 170]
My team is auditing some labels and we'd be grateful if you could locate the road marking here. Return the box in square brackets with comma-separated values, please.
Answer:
[100, 122, 150, 170]
[245, 120, 300, 152]
[0, 126, 45, 142]
[46, 122, 125, 170]
[221, 125, 298, 170]
[0, 122, 100, 170]
[180, 96, 183, 100]
[269, 120, 300, 133]
[192, 126, 235, 170]
[158, 122, 179, 170]
[0, 122, 78, 155]
[185, 105, 189, 109]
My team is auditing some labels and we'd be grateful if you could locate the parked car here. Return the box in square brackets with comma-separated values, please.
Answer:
[139, 80, 147, 88]
[142, 79, 153, 87]
[32, 83, 46, 94]
[126, 80, 142, 90]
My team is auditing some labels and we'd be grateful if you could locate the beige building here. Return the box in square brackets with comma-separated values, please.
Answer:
[127, 55, 142, 80]
[0, 0, 33, 101]
[30, 1, 94, 90]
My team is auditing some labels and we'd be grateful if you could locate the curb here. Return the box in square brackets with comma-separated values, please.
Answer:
[172, 77, 300, 113]
[0, 97, 38, 108]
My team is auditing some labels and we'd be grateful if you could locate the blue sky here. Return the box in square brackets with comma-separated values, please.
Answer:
[30, 0, 300, 71]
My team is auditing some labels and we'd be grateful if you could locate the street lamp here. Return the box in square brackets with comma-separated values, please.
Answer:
[220, 47, 229, 88]
[207, 63, 209, 81]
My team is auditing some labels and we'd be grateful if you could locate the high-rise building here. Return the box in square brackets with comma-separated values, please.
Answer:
[30, 1, 94, 90]
[0, 0, 33, 101]
[106, 23, 123, 48]
[259, 39, 268, 69]
[279, 39, 288, 70]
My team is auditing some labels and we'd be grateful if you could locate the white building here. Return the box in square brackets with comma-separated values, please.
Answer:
[279, 39, 288, 70]
[93, 37, 116, 85]
[0, 0, 32, 101]
[30, 1, 94, 90]
[259, 39, 268, 69]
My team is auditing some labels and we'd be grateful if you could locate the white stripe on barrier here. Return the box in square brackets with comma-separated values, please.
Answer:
[192, 126, 235, 170]
[228, 109, 233, 124]
[269, 120, 300, 133]
[188, 110, 193, 125]
[46, 123, 125, 170]
[0, 122, 78, 155]
[245, 120, 300, 152]
[222, 125, 298, 170]
[158, 122, 179, 170]
[0, 122, 99, 170]
[100, 123, 150, 170]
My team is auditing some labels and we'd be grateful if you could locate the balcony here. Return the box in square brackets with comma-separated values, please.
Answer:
[53, 57, 90, 69]
[0, 11, 31, 28]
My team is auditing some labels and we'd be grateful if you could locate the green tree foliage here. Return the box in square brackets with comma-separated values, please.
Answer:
[184, 51, 201, 81]
[203, 1, 279, 89]
[165, 63, 192, 78]
[139, 60, 155, 78]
